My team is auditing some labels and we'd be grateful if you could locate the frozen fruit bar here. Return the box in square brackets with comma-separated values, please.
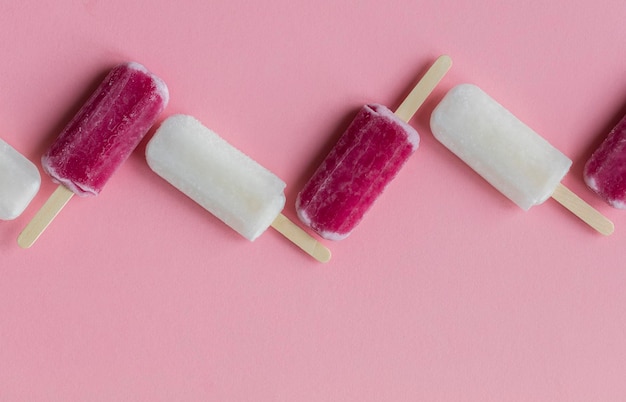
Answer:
[430, 83, 613, 235]
[296, 55, 452, 240]
[18, 62, 168, 248]
[43, 62, 169, 196]
[584, 114, 626, 208]
[0, 138, 41, 220]
[146, 114, 331, 262]
[296, 104, 419, 240]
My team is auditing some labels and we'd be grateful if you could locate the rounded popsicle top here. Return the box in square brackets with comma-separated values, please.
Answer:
[124, 61, 170, 106]
[370, 103, 420, 150]
[42, 61, 169, 196]
[0, 138, 41, 220]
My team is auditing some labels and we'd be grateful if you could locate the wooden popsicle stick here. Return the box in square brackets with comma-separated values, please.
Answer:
[17, 185, 74, 248]
[271, 213, 331, 263]
[394, 54, 453, 123]
[551, 183, 614, 236]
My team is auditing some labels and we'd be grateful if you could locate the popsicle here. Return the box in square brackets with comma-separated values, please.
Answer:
[18, 62, 168, 248]
[295, 55, 452, 240]
[146, 114, 331, 263]
[584, 114, 626, 208]
[0, 138, 41, 220]
[430, 83, 613, 235]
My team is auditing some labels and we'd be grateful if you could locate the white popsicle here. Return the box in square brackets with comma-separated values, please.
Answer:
[430, 83, 613, 235]
[146, 114, 331, 262]
[0, 138, 41, 220]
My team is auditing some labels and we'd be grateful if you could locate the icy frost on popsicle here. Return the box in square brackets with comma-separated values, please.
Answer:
[146, 114, 331, 262]
[430, 83, 613, 235]
[18, 62, 168, 248]
[0, 138, 41, 220]
[584, 114, 626, 208]
[296, 104, 419, 240]
[296, 55, 452, 240]
[42, 62, 169, 196]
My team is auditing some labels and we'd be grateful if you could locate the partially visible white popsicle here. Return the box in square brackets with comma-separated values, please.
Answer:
[146, 114, 331, 262]
[0, 138, 41, 220]
[430, 83, 613, 235]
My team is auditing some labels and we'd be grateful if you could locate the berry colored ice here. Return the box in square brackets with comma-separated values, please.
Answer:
[584, 114, 626, 208]
[296, 104, 419, 240]
[146, 114, 287, 241]
[430, 84, 572, 210]
[18, 62, 168, 249]
[0, 138, 41, 220]
[42, 62, 169, 196]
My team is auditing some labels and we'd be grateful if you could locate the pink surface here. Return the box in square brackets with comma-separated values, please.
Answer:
[1, 1, 625, 400]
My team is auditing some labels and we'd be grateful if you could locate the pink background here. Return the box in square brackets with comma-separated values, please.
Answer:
[1, 1, 625, 400]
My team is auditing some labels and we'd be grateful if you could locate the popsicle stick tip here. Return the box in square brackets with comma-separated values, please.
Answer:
[601, 221, 615, 236]
[271, 214, 332, 263]
[436, 54, 453, 67]
[551, 183, 614, 236]
[313, 243, 332, 263]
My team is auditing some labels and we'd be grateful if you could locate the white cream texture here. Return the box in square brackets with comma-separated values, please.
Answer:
[0, 138, 41, 220]
[430, 84, 571, 210]
[146, 114, 286, 240]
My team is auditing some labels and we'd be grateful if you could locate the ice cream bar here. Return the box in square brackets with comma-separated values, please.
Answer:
[18, 62, 168, 248]
[146, 114, 331, 262]
[584, 114, 626, 208]
[431, 83, 613, 235]
[0, 138, 41, 220]
[296, 55, 452, 240]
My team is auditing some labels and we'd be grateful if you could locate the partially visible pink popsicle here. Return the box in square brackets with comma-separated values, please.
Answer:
[296, 55, 451, 240]
[18, 62, 168, 248]
[584, 114, 626, 208]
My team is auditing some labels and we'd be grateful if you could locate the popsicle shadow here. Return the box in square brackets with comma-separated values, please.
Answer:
[0, 224, 16, 252]
[133, 116, 166, 165]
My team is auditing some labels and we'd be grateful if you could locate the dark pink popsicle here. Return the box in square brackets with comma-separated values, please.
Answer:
[584, 114, 626, 208]
[296, 104, 419, 240]
[43, 62, 169, 196]
[18, 62, 168, 248]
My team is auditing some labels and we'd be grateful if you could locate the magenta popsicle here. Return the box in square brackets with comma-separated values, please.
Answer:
[43, 62, 169, 196]
[296, 104, 419, 240]
[584, 114, 626, 208]
[18, 62, 168, 248]
[296, 55, 452, 240]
